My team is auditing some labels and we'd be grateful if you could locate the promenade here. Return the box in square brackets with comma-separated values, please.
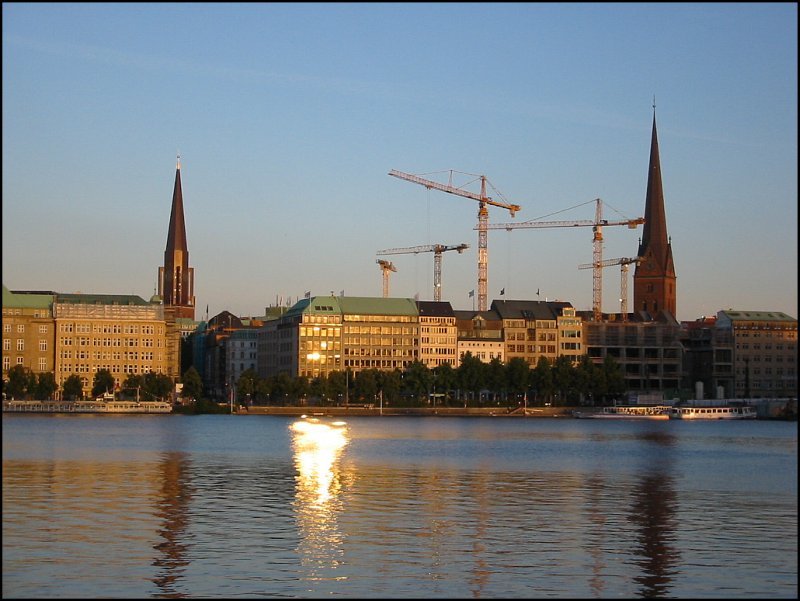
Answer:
[241, 405, 573, 418]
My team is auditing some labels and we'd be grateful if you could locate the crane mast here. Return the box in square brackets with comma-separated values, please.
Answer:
[578, 256, 642, 321]
[376, 259, 396, 298]
[389, 169, 520, 311]
[377, 243, 469, 302]
[485, 198, 644, 321]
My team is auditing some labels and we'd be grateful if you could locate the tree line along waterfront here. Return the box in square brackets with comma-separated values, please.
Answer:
[3, 352, 627, 413]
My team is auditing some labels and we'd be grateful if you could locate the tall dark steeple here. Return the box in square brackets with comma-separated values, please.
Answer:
[633, 109, 677, 318]
[158, 156, 195, 320]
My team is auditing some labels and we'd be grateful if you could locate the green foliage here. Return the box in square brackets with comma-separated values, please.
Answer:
[35, 372, 58, 400]
[5, 365, 35, 399]
[91, 369, 116, 398]
[62, 374, 84, 401]
[182, 353, 626, 408]
[181, 366, 204, 400]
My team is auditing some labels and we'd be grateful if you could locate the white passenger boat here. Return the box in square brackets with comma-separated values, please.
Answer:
[573, 405, 671, 420]
[669, 405, 756, 420]
[3, 399, 173, 414]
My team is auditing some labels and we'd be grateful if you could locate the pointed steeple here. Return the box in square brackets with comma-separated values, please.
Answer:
[158, 155, 195, 320]
[166, 155, 188, 252]
[633, 110, 677, 318]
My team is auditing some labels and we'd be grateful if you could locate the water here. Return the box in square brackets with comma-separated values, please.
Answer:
[3, 414, 797, 598]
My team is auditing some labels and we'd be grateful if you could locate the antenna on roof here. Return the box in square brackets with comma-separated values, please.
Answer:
[176, 152, 181, 170]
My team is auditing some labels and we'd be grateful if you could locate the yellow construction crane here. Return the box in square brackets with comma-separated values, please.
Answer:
[376, 243, 469, 302]
[388, 169, 521, 311]
[376, 259, 397, 298]
[578, 256, 642, 321]
[484, 198, 644, 321]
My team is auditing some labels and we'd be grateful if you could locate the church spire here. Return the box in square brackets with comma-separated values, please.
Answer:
[157, 156, 195, 320]
[633, 110, 677, 318]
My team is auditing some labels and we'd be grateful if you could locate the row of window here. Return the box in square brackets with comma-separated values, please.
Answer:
[57, 323, 158, 334]
[3, 324, 49, 333]
[3, 357, 47, 370]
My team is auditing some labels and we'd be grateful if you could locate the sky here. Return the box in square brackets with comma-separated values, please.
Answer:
[3, 3, 797, 323]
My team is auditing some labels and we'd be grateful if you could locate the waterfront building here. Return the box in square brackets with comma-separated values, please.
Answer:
[260, 296, 419, 379]
[202, 311, 244, 399]
[454, 309, 505, 363]
[715, 309, 797, 398]
[157, 157, 196, 321]
[417, 301, 458, 368]
[492, 300, 583, 367]
[52, 293, 168, 398]
[633, 111, 677, 318]
[2, 286, 56, 378]
[680, 316, 735, 399]
[582, 311, 684, 398]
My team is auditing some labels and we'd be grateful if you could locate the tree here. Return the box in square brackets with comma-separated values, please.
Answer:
[486, 357, 507, 403]
[236, 368, 258, 403]
[144, 372, 173, 401]
[458, 352, 485, 404]
[433, 363, 457, 405]
[91, 369, 116, 398]
[603, 355, 626, 402]
[354, 369, 379, 403]
[532, 356, 554, 405]
[181, 366, 204, 400]
[5, 365, 34, 399]
[403, 360, 432, 403]
[62, 374, 84, 401]
[506, 357, 530, 400]
[35, 372, 58, 400]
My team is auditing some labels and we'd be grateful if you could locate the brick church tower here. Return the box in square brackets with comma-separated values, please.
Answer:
[158, 156, 196, 320]
[633, 111, 677, 318]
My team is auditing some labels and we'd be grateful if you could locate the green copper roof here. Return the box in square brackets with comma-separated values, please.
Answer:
[2, 285, 54, 309]
[55, 293, 151, 306]
[285, 296, 418, 317]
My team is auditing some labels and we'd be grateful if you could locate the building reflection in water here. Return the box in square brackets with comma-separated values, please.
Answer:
[151, 452, 192, 599]
[628, 429, 680, 598]
[290, 417, 350, 583]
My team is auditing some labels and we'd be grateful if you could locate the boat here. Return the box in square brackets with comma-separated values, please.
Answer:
[669, 404, 756, 420]
[3, 399, 173, 414]
[573, 405, 671, 420]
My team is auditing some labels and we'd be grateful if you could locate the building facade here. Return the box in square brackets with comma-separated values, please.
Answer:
[716, 310, 797, 399]
[417, 301, 458, 368]
[2, 286, 56, 379]
[492, 300, 583, 367]
[454, 309, 505, 364]
[583, 312, 684, 398]
[52, 293, 168, 398]
[260, 296, 419, 379]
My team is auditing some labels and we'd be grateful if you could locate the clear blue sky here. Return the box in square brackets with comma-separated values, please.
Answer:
[3, 3, 797, 322]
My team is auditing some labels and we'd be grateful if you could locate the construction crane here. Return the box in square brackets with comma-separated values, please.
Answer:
[376, 259, 397, 298]
[377, 243, 469, 302]
[484, 198, 644, 321]
[388, 169, 521, 311]
[579, 256, 642, 321]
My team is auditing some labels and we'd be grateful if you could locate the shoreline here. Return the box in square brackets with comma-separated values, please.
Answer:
[241, 405, 575, 418]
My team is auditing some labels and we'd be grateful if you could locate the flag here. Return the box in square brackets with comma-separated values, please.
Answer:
[500, 288, 505, 296]
[536, 288, 540, 297]
[468, 290, 474, 298]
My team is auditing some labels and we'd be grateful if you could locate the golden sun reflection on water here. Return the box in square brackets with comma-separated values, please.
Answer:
[290, 417, 351, 582]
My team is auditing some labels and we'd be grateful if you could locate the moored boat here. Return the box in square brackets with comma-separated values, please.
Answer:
[573, 405, 671, 419]
[3, 399, 173, 414]
[669, 404, 756, 420]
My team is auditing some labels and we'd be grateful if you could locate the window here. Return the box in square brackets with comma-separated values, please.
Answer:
[16, 339, 24, 351]
[17, 324, 25, 333]
[3, 324, 10, 333]
[39, 325, 48, 334]
[3, 339, 9, 351]
[39, 340, 47, 351]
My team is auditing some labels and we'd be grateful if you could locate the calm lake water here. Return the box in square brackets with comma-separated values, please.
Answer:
[2, 414, 797, 599]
